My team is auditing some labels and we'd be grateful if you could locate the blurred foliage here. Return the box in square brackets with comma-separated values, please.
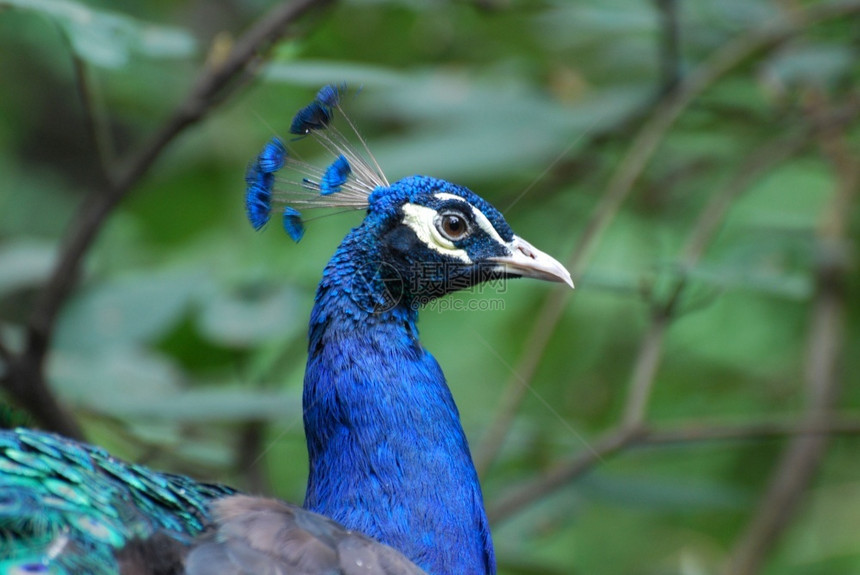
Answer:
[1, 0, 860, 574]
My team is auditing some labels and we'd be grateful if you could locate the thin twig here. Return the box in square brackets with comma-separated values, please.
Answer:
[0, 338, 11, 365]
[655, 0, 682, 96]
[622, 129, 814, 427]
[474, 0, 860, 476]
[487, 416, 860, 525]
[2, 348, 83, 438]
[721, 94, 858, 575]
[0, 0, 334, 438]
[644, 417, 860, 445]
[486, 99, 860, 523]
[31, 0, 333, 347]
[620, 312, 670, 427]
[68, 44, 115, 177]
[474, 288, 569, 476]
[487, 426, 643, 524]
[236, 420, 271, 494]
[485, 134, 795, 522]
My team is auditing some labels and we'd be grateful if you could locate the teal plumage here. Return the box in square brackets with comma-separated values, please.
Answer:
[0, 428, 234, 574]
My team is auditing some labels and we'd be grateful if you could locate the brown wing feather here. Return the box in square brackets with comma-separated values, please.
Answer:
[117, 495, 427, 575]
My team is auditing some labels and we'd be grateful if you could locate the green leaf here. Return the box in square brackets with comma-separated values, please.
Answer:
[578, 472, 749, 511]
[680, 262, 811, 300]
[0, 240, 56, 297]
[51, 346, 181, 408]
[366, 74, 647, 180]
[134, 21, 195, 59]
[53, 346, 299, 422]
[105, 388, 300, 423]
[730, 160, 832, 229]
[264, 60, 403, 87]
[2, 0, 195, 67]
[196, 284, 303, 347]
[764, 43, 855, 90]
[54, 269, 200, 353]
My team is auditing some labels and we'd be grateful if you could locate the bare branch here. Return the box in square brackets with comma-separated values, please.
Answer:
[30, 0, 334, 349]
[622, 128, 814, 427]
[721, 93, 858, 575]
[486, 98, 860, 523]
[644, 418, 860, 445]
[620, 312, 670, 427]
[487, 426, 643, 524]
[488, 416, 860, 525]
[68, 45, 115, 177]
[236, 420, 271, 495]
[1, 0, 334, 437]
[475, 0, 860, 476]
[0, 337, 11, 365]
[474, 290, 570, 476]
[1, 353, 82, 438]
[655, 0, 682, 96]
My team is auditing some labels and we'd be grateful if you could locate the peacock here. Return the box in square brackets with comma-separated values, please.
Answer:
[0, 85, 572, 575]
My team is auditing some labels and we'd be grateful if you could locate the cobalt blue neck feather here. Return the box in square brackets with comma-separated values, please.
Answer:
[303, 229, 495, 573]
[298, 180, 496, 572]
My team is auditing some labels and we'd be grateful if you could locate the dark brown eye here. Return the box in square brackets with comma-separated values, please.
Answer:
[437, 212, 470, 241]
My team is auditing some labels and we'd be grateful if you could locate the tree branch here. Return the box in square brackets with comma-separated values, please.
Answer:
[721, 93, 858, 575]
[31, 0, 334, 351]
[236, 420, 271, 495]
[0, 337, 11, 367]
[622, 126, 817, 427]
[487, 426, 642, 524]
[488, 415, 860, 525]
[644, 418, 860, 445]
[1, 0, 335, 438]
[67, 45, 115, 178]
[474, 0, 860, 476]
[655, 0, 682, 96]
[485, 101, 860, 523]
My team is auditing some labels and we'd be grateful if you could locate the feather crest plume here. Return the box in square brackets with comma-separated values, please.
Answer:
[244, 84, 388, 242]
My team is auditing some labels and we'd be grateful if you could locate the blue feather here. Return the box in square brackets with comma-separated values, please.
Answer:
[258, 137, 286, 173]
[289, 84, 348, 136]
[282, 206, 305, 242]
[289, 102, 332, 135]
[244, 138, 287, 230]
[320, 155, 351, 196]
[244, 163, 273, 231]
[315, 84, 344, 109]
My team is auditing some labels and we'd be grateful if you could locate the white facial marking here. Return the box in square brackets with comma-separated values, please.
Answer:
[433, 193, 463, 202]
[471, 208, 506, 247]
[401, 203, 472, 263]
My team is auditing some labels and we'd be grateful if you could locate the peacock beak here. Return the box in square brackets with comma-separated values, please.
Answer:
[490, 235, 574, 288]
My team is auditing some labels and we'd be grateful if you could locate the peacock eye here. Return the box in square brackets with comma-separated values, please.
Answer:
[436, 211, 470, 241]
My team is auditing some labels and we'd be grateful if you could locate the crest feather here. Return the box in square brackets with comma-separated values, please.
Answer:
[320, 155, 352, 196]
[282, 207, 305, 242]
[244, 85, 388, 242]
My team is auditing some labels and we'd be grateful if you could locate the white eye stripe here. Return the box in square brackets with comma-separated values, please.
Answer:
[432, 193, 463, 203]
[401, 203, 472, 263]
[470, 208, 506, 247]
[432, 193, 507, 249]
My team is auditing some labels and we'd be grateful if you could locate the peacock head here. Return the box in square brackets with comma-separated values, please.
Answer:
[245, 85, 572, 311]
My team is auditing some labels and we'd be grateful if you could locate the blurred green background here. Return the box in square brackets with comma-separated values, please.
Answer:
[1, 0, 859, 573]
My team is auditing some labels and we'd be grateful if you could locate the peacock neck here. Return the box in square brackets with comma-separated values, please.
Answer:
[301, 242, 496, 575]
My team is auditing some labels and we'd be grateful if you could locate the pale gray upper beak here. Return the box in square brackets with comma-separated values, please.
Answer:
[489, 235, 574, 288]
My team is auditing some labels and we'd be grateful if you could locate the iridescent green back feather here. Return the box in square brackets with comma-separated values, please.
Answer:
[0, 428, 235, 574]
